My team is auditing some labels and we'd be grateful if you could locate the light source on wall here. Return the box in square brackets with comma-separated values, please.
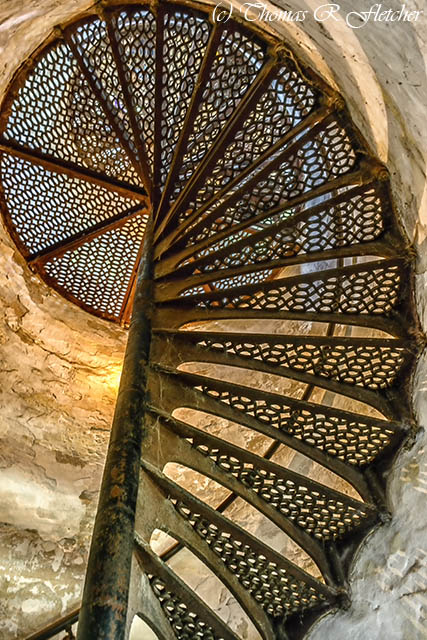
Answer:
[0, 2, 422, 639]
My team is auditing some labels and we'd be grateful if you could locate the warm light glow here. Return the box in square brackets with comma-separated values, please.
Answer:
[105, 365, 123, 393]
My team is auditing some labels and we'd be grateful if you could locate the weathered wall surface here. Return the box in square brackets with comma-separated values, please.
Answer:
[0, 0, 426, 638]
[0, 4, 125, 636]
[0, 233, 127, 636]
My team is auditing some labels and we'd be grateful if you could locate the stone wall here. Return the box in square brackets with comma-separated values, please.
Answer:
[0, 0, 425, 638]
[0, 230, 127, 636]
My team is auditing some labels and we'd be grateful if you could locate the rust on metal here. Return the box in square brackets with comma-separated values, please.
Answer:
[0, 2, 423, 639]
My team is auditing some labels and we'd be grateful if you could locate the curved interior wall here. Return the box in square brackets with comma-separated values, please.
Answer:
[0, 1, 425, 638]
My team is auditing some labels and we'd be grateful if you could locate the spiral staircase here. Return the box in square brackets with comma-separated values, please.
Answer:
[0, 2, 422, 639]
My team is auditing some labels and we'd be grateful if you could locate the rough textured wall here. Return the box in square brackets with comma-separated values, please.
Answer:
[0, 0, 426, 638]
[0, 235, 127, 637]
[0, 3, 124, 636]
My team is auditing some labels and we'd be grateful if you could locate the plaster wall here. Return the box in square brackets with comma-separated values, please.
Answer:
[0, 0, 426, 638]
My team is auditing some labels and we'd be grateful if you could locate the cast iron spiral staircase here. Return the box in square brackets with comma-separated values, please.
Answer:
[0, 2, 422, 639]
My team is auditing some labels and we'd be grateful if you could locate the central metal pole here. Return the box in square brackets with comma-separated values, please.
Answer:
[77, 219, 153, 639]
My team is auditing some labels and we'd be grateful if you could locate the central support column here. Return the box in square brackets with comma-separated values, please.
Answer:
[77, 219, 154, 640]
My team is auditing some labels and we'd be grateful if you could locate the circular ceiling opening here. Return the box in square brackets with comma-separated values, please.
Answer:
[1, 1, 360, 325]
[0, 2, 421, 639]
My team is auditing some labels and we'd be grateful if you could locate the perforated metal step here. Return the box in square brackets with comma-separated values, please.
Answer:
[0, 3, 422, 639]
